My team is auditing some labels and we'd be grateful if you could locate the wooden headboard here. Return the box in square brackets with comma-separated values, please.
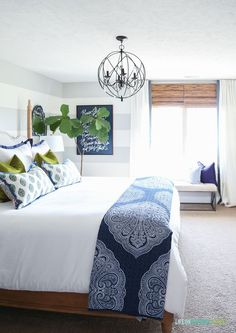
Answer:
[27, 99, 32, 139]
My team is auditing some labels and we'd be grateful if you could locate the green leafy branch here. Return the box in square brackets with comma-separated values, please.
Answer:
[32, 104, 111, 175]
[45, 104, 110, 144]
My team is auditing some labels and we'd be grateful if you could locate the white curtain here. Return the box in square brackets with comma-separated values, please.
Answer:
[130, 81, 151, 177]
[219, 80, 236, 206]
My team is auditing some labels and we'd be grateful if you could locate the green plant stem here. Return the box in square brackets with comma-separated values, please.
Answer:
[80, 152, 84, 176]
[74, 138, 84, 176]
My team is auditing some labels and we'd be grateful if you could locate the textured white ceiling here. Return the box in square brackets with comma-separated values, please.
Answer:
[0, 0, 236, 82]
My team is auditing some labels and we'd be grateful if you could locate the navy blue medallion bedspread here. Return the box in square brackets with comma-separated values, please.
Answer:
[88, 176, 174, 320]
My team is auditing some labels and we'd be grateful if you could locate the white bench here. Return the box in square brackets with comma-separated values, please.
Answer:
[174, 181, 218, 211]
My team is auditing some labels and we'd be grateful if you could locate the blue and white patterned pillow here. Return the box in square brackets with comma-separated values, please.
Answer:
[42, 159, 81, 189]
[0, 165, 55, 209]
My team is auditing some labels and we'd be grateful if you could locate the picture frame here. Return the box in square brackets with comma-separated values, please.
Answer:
[76, 105, 113, 155]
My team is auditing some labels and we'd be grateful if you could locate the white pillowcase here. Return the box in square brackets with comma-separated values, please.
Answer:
[189, 165, 202, 184]
[42, 159, 81, 188]
[31, 140, 50, 159]
[0, 140, 33, 171]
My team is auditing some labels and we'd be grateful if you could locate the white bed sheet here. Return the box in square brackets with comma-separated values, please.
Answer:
[0, 177, 187, 316]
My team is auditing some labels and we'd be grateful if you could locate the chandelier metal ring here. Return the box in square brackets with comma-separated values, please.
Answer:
[98, 36, 146, 101]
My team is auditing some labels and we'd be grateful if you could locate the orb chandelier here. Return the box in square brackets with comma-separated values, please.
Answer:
[98, 36, 146, 101]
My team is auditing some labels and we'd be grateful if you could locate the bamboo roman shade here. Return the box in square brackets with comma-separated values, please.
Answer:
[152, 83, 217, 107]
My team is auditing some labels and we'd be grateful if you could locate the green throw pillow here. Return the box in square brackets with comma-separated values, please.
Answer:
[34, 150, 59, 167]
[0, 155, 26, 202]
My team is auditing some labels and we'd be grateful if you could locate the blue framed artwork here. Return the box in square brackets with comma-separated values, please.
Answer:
[76, 105, 113, 155]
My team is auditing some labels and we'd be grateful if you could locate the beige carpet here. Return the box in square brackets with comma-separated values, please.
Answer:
[0, 206, 236, 333]
[173, 205, 236, 333]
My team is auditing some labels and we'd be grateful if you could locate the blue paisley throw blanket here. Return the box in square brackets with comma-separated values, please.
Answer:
[88, 176, 174, 319]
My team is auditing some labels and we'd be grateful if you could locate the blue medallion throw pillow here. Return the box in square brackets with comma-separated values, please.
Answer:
[197, 161, 217, 185]
[42, 159, 81, 189]
[0, 165, 55, 209]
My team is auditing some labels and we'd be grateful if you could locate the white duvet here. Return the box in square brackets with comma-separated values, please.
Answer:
[0, 177, 187, 316]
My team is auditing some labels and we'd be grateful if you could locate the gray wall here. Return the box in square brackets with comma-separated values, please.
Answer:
[0, 61, 131, 176]
[62, 82, 131, 176]
[0, 60, 62, 97]
[0, 60, 62, 137]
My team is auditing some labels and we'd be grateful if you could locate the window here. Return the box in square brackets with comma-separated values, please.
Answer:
[185, 107, 217, 165]
[150, 84, 217, 180]
[151, 106, 184, 179]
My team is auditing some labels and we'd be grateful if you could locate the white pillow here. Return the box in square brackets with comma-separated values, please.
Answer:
[31, 140, 50, 158]
[189, 165, 202, 184]
[0, 140, 33, 171]
[42, 159, 81, 188]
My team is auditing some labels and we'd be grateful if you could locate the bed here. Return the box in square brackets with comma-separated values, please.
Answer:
[0, 103, 187, 333]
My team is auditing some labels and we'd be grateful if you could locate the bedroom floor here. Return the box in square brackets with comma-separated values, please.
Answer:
[0, 205, 235, 333]
[173, 205, 236, 333]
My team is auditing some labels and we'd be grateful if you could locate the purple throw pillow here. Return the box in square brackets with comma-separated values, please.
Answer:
[197, 161, 217, 185]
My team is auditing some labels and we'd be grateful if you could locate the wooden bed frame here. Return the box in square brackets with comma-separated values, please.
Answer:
[0, 100, 174, 333]
[0, 290, 173, 333]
